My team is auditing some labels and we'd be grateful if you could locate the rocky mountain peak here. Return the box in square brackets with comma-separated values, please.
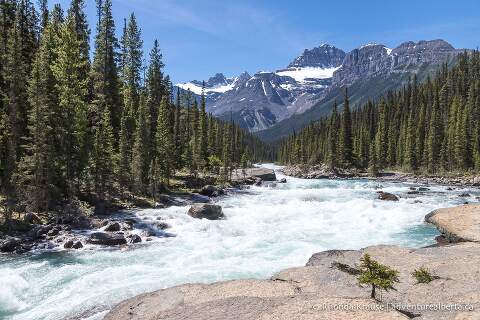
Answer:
[191, 73, 231, 88]
[333, 39, 459, 86]
[287, 44, 346, 68]
[206, 73, 229, 87]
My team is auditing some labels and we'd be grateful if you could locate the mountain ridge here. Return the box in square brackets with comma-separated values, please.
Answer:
[176, 39, 464, 137]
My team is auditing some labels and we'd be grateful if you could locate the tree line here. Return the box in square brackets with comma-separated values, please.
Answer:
[278, 51, 480, 175]
[0, 0, 273, 218]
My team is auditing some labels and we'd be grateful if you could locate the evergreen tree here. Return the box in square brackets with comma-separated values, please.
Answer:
[374, 100, 388, 169]
[404, 109, 417, 171]
[198, 83, 208, 170]
[427, 95, 442, 173]
[145, 39, 164, 162]
[454, 97, 470, 169]
[172, 87, 182, 169]
[131, 93, 150, 193]
[66, 0, 90, 82]
[92, 109, 115, 207]
[91, 0, 121, 133]
[327, 101, 339, 168]
[154, 96, 173, 188]
[38, 0, 48, 31]
[339, 89, 353, 167]
[222, 123, 232, 182]
[16, 19, 58, 212]
[52, 15, 89, 196]
[358, 253, 400, 299]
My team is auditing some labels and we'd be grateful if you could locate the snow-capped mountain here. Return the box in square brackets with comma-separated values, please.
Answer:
[176, 40, 462, 133]
[177, 44, 345, 131]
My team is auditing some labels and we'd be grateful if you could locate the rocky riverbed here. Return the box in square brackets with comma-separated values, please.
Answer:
[105, 204, 480, 320]
[281, 164, 480, 187]
[0, 168, 277, 255]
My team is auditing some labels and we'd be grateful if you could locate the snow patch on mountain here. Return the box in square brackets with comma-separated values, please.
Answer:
[177, 81, 235, 95]
[360, 42, 379, 49]
[276, 66, 341, 83]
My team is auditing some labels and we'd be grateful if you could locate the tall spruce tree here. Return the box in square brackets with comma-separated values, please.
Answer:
[327, 101, 339, 168]
[91, 0, 121, 133]
[339, 88, 353, 167]
[155, 96, 173, 188]
[52, 15, 89, 196]
[131, 93, 150, 193]
[16, 18, 58, 211]
[145, 39, 164, 163]
[198, 83, 208, 170]
[66, 0, 90, 82]
[92, 109, 115, 207]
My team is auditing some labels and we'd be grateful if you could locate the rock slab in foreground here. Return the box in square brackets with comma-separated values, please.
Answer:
[188, 204, 224, 220]
[105, 242, 480, 320]
[426, 204, 480, 242]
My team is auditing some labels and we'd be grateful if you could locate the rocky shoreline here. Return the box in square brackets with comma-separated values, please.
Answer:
[104, 204, 480, 320]
[0, 168, 277, 255]
[281, 164, 480, 187]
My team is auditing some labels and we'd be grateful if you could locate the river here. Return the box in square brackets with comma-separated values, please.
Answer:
[0, 164, 475, 320]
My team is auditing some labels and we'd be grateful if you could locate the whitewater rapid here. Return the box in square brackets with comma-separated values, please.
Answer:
[0, 164, 475, 320]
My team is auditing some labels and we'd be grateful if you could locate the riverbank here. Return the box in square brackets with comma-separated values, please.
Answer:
[281, 164, 480, 187]
[0, 168, 277, 255]
[105, 203, 480, 320]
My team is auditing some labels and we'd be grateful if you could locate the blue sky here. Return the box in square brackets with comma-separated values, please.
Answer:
[49, 0, 480, 83]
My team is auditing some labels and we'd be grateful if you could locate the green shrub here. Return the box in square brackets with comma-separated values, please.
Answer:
[412, 266, 437, 284]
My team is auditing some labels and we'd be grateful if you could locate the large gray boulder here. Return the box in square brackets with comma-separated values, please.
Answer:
[187, 204, 224, 220]
[425, 204, 480, 242]
[232, 168, 276, 182]
[87, 232, 126, 246]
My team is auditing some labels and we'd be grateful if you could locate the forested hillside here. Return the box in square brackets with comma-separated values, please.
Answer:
[0, 0, 273, 218]
[278, 51, 480, 175]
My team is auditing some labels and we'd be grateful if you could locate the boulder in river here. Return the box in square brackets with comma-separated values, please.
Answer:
[199, 185, 219, 197]
[64, 240, 74, 249]
[0, 237, 19, 252]
[87, 232, 127, 246]
[128, 234, 142, 244]
[104, 221, 121, 232]
[232, 167, 276, 181]
[72, 241, 83, 249]
[278, 178, 287, 183]
[377, 191, 399, 201]
[187, 204, 224, 220]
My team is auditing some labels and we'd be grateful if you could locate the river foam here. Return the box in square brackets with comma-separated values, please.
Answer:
[0, 164, 475, 320]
